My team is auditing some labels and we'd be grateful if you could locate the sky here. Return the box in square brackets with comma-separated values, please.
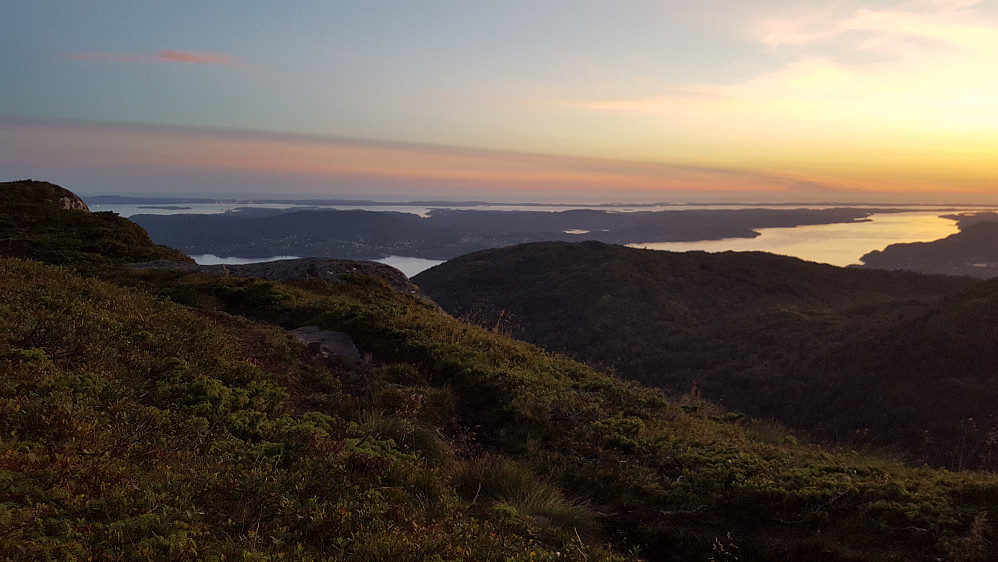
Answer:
[2, 0, 997, 203]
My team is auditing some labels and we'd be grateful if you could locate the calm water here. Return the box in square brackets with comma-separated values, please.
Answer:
[375, 256, 446, 277]
[191, 253, 444, 277]
[192, 254, 302, 265]
[127, 204, 996, 274]
[630, 211, 967, 266]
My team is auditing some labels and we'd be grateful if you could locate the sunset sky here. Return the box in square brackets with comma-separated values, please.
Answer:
[2, 1, 997, 202]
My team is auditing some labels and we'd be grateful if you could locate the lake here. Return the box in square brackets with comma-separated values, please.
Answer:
[115, 203, 996, 275]
[630, 211, 968, 267]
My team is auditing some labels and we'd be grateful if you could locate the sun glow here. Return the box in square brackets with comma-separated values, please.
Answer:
[4, 1, 998, 201]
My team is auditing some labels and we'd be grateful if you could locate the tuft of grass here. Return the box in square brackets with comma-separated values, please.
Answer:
[451, 455, 599, 537]
[360, 414, 452, 463]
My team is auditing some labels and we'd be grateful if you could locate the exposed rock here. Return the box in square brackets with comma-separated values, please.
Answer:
[54, 186, 90, 211]
[291, 326, 361, 362]
[0, 179, 90, 212]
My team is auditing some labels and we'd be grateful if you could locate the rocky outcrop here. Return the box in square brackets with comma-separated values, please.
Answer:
[52, 184, 90, 211]
[128, 257, 442, 309]
[1, 179, 90, 212]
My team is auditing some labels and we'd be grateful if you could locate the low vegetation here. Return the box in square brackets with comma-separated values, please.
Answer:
[0, 180, 190, 271]
[3, 182, 998, 560]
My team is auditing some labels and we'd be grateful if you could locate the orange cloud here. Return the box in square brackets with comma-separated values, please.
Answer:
[65, 50, 240, 66]
[153, 50, 239, 65]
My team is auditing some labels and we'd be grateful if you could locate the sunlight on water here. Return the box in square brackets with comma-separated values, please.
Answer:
[630, 212, 963, 266]
[154, 208, 990, 271]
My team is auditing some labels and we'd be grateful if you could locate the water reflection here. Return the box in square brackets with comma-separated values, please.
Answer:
[630, 212, 965, 266]
[190, 254, 444, 277]
[375, 256, 446, 277]
[191, 254, 302, 265]
[157, 209, 995, 271]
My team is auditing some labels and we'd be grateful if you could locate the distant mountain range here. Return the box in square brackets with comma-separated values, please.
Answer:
[131, 206, 874, 260]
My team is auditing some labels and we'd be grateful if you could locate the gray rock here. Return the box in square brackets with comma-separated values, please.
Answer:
[291, 326, 361, 361]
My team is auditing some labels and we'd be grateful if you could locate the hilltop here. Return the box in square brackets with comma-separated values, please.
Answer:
[413, 241, 998, 469]
[4, 182, 998, 560]
[0, 179, 190, 270]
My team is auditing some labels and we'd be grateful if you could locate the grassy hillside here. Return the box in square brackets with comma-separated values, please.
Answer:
[5, 183, 998, 560]
[413, 241, 996, 469]
[3, 258, 631, 560]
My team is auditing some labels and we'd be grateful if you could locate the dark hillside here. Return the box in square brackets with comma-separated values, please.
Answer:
[134, 209, 434, 259]
[849, 276, 998, 469]
[413, 241, 990, 468]
[118, 259, 998, 561]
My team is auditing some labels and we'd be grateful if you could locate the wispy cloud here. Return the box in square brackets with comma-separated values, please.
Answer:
[753, 0, 996, 52]
[2, 117, 847, 197]
[573, 0, 998, 144]
[152, 50, 240, 65]
[65, 50, 241, 66]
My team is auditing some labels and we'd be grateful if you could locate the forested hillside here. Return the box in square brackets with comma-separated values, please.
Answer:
[4, 181, 998, 560]
[414, 241, 998, 470]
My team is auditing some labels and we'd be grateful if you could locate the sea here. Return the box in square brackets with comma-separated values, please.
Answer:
[95, 202, 996, 277]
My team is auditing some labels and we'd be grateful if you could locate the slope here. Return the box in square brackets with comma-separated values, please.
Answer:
[4, 183, 998, 560]
[413, 241, 990, 468]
